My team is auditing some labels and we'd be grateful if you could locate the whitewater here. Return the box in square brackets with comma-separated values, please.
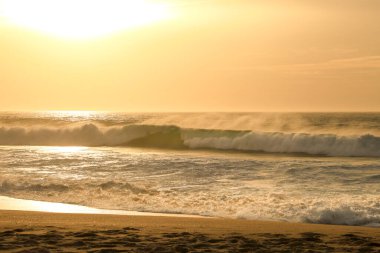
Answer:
[0, 112, 379, 226]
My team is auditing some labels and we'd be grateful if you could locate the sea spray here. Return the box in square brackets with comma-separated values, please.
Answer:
[0, 124, 380, 157]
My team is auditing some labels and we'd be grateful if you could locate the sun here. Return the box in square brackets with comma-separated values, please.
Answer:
[0, 0, 173, 39]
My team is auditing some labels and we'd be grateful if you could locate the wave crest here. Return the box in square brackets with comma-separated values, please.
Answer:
[303, 206, 380, 226]
[0, 124, 380, 157]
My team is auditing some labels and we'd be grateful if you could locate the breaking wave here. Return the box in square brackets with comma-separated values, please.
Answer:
[1, 178, 380, 227]
[302, 206, 380, 227]
[0, 124, 380, 157]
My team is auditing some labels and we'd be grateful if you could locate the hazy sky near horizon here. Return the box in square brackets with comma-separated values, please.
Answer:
[0, 0, 379, 112]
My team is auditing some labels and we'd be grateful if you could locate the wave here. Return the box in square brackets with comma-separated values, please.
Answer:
[0, 180, 70, 193]
[2, 177, 380, 227]
[302, 206, 380, 227]
[0, 124, 380, 157]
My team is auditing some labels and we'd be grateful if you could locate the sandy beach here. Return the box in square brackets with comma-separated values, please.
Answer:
[1, 210, 379, 253]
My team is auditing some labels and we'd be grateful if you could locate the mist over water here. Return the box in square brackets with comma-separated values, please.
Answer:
[0, 112, 380, 157]
[2, 112, 380, 134]
[0, 112, 379, 226]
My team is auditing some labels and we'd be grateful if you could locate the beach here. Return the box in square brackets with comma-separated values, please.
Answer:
[0, 112, 380, 252]
[1, 0, 380, 250]
[1, 209, 380, 252]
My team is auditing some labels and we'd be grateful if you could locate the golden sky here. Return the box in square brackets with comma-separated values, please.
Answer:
[0, 0, 379, 112]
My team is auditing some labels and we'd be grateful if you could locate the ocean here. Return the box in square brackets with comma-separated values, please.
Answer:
[0, 112, 379, 226]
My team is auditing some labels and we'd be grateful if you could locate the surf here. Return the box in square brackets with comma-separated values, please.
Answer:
[0, 123, 380, 157]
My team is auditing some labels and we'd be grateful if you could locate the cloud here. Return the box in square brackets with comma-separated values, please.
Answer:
[288, 56, 380, 71]
[234, 56, 380, 76]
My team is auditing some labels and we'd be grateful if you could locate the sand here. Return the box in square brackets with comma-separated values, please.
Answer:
[0, 210, 379, 252]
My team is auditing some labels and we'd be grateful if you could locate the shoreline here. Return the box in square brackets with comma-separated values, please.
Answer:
[0, 195, 203, 218]
[1, 195, 379, 228]
[1, 209, 379, 252]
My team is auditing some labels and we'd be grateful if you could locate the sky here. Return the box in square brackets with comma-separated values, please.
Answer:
[0, 0, 379, 112]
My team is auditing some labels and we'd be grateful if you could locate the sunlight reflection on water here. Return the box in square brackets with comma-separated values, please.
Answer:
[40, 146, 88, 154]
[0, 196, 204, 218]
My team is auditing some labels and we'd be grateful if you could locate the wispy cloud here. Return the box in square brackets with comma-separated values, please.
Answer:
[235, 56, 380, 76]
[287, 56, 380, 71]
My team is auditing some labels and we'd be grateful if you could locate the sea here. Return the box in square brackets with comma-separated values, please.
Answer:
[0, 112, 379, 226]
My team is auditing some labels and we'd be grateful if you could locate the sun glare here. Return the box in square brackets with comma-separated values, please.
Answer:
[46, 110, 97, 117]
[41, 146, 88, 154]
[1, 0, 173, 39]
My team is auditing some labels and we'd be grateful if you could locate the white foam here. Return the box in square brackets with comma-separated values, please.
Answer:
[1, 124, 380, 157]
[303, 206, 380, 227]
[184, 131, 380, 157]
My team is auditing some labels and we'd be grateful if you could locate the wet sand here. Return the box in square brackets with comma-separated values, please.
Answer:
[0, 210, 379, 252]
